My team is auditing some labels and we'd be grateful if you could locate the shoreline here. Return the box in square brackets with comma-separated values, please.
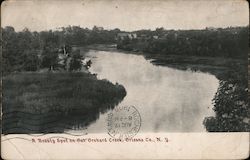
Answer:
[76, 44, 246, 81]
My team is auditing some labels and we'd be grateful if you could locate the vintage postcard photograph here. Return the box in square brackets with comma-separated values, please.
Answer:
[1, 0, 249, 159]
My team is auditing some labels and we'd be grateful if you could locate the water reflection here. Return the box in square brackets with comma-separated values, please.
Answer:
[86, 50, 219, 132]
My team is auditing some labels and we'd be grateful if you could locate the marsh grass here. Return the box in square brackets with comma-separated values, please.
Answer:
[2, 72, 126, 134]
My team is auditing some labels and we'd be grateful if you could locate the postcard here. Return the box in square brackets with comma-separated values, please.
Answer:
[1, 0, 249, 159]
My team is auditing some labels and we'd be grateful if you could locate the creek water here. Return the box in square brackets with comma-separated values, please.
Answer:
[77, 50, 219, 133]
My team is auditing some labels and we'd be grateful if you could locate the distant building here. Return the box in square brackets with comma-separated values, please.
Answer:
[128, 33, 137, 39]
[117, 32, 137, 40]
[117, 33, 128, 40]
[206, 27, 218, 31]
[139, 34, 147, 39]
[96, 27, 104, 31]
[137, 34, 152, 41]
[153, 35, 159, 39]
[163, 33, 168, 38]
[174, 33, 178, 39]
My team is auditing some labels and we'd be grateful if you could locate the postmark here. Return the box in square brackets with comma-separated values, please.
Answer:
[107, 105, 141, 139]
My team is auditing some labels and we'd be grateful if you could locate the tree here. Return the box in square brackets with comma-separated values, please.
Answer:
[22, 50, 40, 71]
[40, 30, 60, 48]
[155, 27, 164, 36]
[65, 44, 72, 54]
[69, 49, 82, 71]
[2, 26, 21, 73]
[41, 46, 59, 71]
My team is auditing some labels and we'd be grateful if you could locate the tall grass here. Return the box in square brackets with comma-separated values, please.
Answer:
[2, 72, 126, 134]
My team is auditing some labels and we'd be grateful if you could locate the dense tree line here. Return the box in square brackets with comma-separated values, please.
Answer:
[117, 26, 248, 59]
[2, 26, 120, 74]
[2, 26, 248, 74]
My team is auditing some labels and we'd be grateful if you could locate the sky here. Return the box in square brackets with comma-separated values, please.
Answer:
[1, 0, 249, 32]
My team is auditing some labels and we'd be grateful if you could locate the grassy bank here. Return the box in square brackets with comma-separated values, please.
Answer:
[143, 53, 246, 80]
[2, 72, 126, 134]
[72, 44, 118, 56]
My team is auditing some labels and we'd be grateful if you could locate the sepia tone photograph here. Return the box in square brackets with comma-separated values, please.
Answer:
[1, 0, 249, 159]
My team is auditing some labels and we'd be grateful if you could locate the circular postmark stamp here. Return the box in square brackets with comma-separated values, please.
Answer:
[107, 105, 141, 139]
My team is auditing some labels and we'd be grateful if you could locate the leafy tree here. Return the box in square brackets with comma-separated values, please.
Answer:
[155, 27, 164, 36]
[203, 63, 249, 131]
[40, 30, 60, 48]
[69, 49, 82, 71]
[2, 26, 21, 73]
[65, 44, 72, 54]
[41, 46, 59, 71]
[22, 50, 40, 71]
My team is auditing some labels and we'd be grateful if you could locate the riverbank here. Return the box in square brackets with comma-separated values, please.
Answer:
[2, 72, 126, 134]
[79, 44, 246, 80]
[143, 54, 247, 81]
[73, 44, 118, 56]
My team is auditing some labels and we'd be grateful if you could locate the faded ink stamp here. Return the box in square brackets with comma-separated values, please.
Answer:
[107, 105, 141, 139]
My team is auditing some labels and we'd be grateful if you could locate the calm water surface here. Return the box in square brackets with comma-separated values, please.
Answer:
[81, 50, 219, 132]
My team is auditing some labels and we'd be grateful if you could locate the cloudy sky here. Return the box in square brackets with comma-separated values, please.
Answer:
[1, 0, 249, 31]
